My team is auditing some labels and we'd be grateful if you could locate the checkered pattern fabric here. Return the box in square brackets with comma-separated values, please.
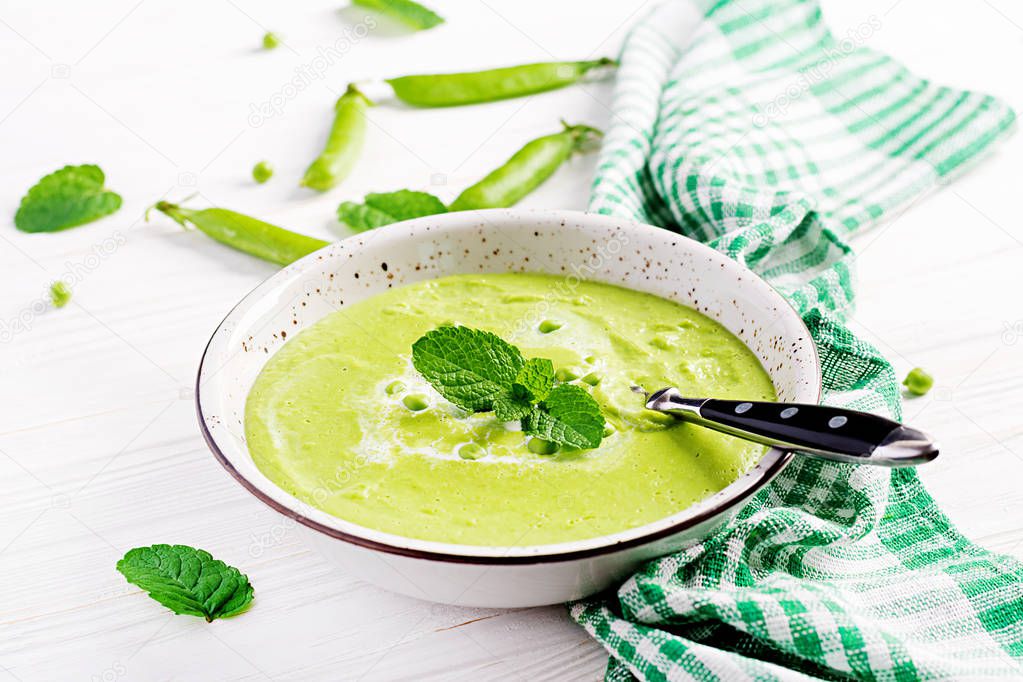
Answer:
[571, 1, 1022, 679]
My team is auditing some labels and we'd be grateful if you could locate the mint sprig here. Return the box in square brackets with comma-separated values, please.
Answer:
[117, 544, 254, 622]
[411, 326, 604, 449]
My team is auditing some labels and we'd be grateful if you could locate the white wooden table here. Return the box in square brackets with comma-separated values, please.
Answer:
[2, 0, 1021, 679]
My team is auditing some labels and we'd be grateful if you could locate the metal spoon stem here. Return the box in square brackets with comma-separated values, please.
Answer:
[635, 387, 937, 467]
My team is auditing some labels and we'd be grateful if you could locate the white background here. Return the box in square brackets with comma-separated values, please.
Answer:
[2, 0, 1022, 680]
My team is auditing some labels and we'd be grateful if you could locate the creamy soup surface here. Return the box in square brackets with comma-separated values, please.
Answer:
[245, 273, 775, 546]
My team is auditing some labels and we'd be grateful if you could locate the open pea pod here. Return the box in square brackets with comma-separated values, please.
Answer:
[386, 58, 616, 107]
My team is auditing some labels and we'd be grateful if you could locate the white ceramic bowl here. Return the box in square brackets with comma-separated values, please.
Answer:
[197, 209, 820, 607]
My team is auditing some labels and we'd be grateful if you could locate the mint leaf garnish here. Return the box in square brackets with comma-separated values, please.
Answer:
[522, 384, 605, 449]
[493, 390, 533, 421]
[411, 326, 604, 449]
[117, 544, 254, 622]
[15, 164, 122, 233]
[338, 189, 447, 232]
[514, 357, 554, 402]
[411, 326, 523, 412]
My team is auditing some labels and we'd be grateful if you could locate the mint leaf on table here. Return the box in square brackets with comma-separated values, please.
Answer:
[352, 0, 444, 30]
[411, 326, 605, 449]
[514, 357, 555, 402]
[337, 202, 398, 232]
[117, 544, 254, 622]
[522, 384, 605, 450]
[337, 189, 447, 232]
[15, 164, 122, 233]
[365, 190, 447, 221]
[411, 326, 524, 412]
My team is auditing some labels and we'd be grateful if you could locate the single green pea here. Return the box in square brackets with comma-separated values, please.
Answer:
[584, 355, 597, 365]
[49, 281, 71, 308]
[385, 380, 406, 395]
[458, 443, 486, 460]
[538, 319, 562, 334]
[650, 336, 671, 350]
[902, 367, 934, 396]
[581, 372, 601, 386]
[252, 161, 273, 184]
[262, 32, 280, 50]
[527, 438, 559, 455]
[402, 393, 430, 411]
[555, 368, 578, 382]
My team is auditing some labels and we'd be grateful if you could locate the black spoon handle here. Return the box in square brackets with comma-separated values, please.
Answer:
[644, 388, 938, 467]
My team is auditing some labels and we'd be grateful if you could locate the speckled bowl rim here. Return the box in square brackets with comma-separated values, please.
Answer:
[197, 209, 821, 564]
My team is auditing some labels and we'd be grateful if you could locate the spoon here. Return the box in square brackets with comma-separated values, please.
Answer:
[633, 386, 938, 467]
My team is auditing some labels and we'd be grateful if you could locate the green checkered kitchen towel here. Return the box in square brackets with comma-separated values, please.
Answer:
[571, 0, 1021, 679]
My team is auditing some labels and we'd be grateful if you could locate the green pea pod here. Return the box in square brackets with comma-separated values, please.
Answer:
[352, 0, 444, 30]
[154, 201, 328, 266]
[448, 123, 602, 211]
[386, 58, 616, 107]
[301, 84, 373, 191]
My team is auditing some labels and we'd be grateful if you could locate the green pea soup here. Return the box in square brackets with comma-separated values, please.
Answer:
[244, 273, 775, 546]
